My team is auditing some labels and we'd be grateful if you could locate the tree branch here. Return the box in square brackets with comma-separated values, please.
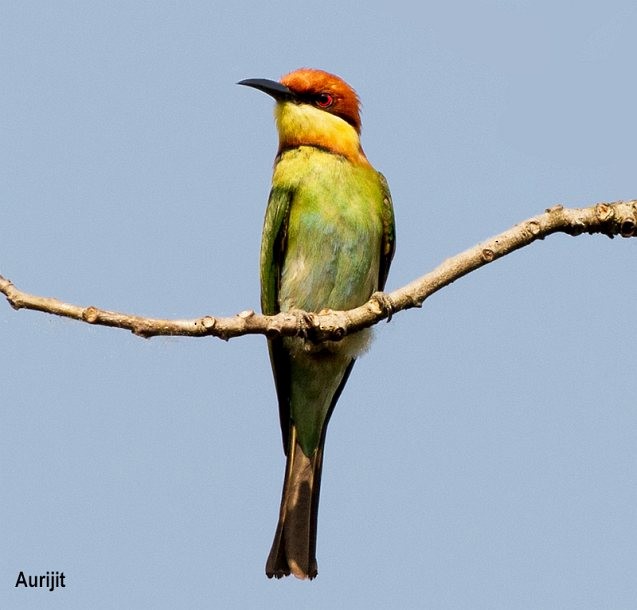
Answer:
[2, 200, 635, 342]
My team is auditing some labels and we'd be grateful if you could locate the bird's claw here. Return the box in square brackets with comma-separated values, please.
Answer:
[370, 291, 395, 322]
[288, 308, 318, 340]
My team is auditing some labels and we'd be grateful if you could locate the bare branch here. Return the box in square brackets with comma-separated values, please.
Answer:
[2, 200, 635, 342]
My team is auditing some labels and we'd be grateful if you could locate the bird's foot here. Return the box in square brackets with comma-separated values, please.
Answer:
[370, 291, 395, 322]
[286, 308, 319, 341]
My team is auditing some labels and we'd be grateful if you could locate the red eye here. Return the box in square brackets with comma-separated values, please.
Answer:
[316, 93, 333, 108]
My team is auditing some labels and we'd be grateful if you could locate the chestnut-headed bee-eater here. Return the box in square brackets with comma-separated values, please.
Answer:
[239, 68, 396, 579]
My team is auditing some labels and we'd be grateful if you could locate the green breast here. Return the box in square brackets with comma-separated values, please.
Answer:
[273, 147, 385, 313]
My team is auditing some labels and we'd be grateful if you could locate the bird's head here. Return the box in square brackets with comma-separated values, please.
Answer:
[238, 68, 367, 164]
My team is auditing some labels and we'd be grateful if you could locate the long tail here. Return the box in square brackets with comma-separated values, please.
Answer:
[266, 425, 325, 579]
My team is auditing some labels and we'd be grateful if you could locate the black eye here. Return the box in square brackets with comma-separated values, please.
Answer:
[315, 93, 334, 108]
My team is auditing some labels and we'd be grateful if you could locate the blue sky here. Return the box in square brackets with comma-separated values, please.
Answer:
[2, 2, 636, 608]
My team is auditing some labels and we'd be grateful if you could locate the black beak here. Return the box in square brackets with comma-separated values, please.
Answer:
[237, 78, 293, 101]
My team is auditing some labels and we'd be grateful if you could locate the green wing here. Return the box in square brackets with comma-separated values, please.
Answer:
[377, 172, 396, 291]
[260, 185, 292, 315]
[260, 185, 294, 450]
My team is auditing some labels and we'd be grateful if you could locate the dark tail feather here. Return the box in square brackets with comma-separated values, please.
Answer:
[266, 426, 325, 580]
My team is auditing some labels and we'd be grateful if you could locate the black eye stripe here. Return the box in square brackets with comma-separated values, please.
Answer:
[296, 92, 335, 108]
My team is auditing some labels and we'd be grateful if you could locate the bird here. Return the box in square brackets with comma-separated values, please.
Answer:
[238, 68, 395, 580]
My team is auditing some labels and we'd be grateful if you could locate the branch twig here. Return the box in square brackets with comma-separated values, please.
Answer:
[2, 201, 635, 341]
